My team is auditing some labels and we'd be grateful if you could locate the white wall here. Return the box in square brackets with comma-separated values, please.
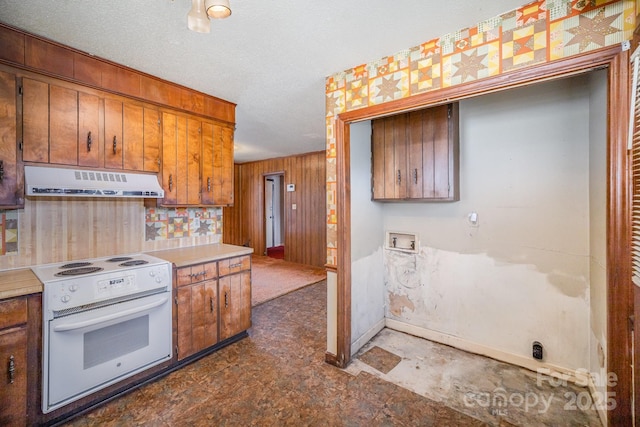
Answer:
[350, 120, 386, 355]
[381, 75, 598, 371]
[588, 69, 607, 407]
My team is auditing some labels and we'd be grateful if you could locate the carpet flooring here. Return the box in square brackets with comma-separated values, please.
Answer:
[251, 255, 326, 306]
[266, 245, 284, 259]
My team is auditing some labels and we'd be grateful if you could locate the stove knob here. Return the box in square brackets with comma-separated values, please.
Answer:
[155, 277, 162, 283]
[69, 284, 78, 292]
[61, 295, 71, 303]
[149, 271, 155, 277]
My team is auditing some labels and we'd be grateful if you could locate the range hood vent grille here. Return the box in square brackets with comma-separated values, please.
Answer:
[25, 166, 165, 198]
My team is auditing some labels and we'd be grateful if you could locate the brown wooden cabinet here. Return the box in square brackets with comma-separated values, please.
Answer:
[218, 255, 251, 341]
[161, 112, 200, 206]
[0, 70, 22, 208]
[176, 261, 218, 360]
[201, 122, 234, 206]
[372, 103, 459, 201]
[175, 255, 251, 359]
[0, 297, 28, 426]
[162, 113, 234, 207]
[22, 76, 159, 173]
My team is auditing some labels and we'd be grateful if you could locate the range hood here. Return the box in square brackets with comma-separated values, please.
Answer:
[25, 166, 164, 198]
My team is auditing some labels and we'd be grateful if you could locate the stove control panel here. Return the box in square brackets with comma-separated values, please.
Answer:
[44, 263, 172, 313]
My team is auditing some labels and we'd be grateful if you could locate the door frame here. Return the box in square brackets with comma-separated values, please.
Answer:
[262, 171, 286, 256]
[329, 45, 632, 424]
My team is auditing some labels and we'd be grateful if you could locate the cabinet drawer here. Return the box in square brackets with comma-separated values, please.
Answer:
[0, 297, 27, 330]
[219, 256, 250, 277]
[176, 262, 217, 287]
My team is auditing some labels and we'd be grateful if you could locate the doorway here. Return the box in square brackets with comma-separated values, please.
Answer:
[264, 174, 285, 259]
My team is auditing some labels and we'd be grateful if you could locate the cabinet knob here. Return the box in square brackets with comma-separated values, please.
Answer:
[8, 355, 15, 384]
[87, 131, 92, 152]
[113, 136, 117, 154]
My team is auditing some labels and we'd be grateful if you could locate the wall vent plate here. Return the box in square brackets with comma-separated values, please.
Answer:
[385, 231, 419, 253]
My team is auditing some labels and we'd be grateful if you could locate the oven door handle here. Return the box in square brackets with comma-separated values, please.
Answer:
[52, 297, 169, 332]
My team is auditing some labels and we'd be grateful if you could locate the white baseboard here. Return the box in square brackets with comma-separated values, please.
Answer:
[385, 319, 590, 385]
[351, 318, 385, 356]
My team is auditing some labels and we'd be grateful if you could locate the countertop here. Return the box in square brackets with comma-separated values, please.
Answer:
[0, 244, 253, 301]
[0, 268, 43, 299]
[146, 243, 253, 268]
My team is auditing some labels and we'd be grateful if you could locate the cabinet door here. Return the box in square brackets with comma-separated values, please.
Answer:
[219, 271, 251, 341]
[22, 78, 49, 163]
[0, 70, 20, 207]
[0, 327, 27, 426]
[123, 103, 144, 171]
[49, 84, 78, 165]
[213, 125, 234, 206]
[161, 112, 178, 204]
[104, 99, 123, 169]
[432, 103, 457, 199]
[201, 122, 215, 205]
[186, 118, 201, 205]
[176, 280, 218, 360]
[143, 108, 161, 172]
[391, 114, 407, 199]
[78, 92, 102, 167]
[407, 110, 425, 198]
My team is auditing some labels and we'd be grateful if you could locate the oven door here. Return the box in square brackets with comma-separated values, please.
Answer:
[44, 291, 172, 413]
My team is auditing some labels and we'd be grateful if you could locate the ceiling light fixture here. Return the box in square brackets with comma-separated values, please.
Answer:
[187, 0, 231, 33]
[205, 0, 232, 19]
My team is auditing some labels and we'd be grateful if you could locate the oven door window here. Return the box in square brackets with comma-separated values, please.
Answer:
[84, 315, 150, 369]
[46, 292, 171, 412]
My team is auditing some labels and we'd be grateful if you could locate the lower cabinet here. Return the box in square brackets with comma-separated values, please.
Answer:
[0, 297, 28, 426]
[175, 255, 251, 361]
[176, 280, 218, 360]
[219, 270, 251, 341]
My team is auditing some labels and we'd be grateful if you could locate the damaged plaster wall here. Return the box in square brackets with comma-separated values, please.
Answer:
[350, 121, 386, 355]
[588, 69, 607, 403]
[382, 75, 598, 371]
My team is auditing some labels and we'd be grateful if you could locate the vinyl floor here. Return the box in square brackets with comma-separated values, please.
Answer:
[62, 281, 599, 426]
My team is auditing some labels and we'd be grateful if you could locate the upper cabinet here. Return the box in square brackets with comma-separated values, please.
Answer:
[201, 122, 234, 206]
[22, 77, 162, 173]
[161, 112, 234, 207]
[0, 24, 236, 208]
[372, 103, 459, 202]
[0, 70, 22, 208]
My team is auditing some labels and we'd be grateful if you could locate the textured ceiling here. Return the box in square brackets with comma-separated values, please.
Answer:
[0, 0, 527, 162]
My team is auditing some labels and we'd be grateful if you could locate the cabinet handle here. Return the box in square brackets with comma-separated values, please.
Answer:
[224, 291, 228, 308]
[169, 174, 173, 192]
[207, 177, 211, 192]
[413, 168, 418, 184]
[8, 355, 15, 384]
[229, 262, 242, 269]
[87, 131, 92, 152]
[397, 170, 401, 185]
[0, 160, 3, 183]
[210, 296, 214, 313]
[113, 136, 117, 154]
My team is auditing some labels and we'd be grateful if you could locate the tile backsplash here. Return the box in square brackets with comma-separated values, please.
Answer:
[145, 207, 222, 242]
[0, 210, 18, 255]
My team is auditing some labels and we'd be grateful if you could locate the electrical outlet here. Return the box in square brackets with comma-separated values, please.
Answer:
[532, 341, 543, 360]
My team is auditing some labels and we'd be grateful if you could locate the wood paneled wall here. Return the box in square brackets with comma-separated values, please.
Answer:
[0, 198, 221, 271]
[223, 151, 326, 267]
